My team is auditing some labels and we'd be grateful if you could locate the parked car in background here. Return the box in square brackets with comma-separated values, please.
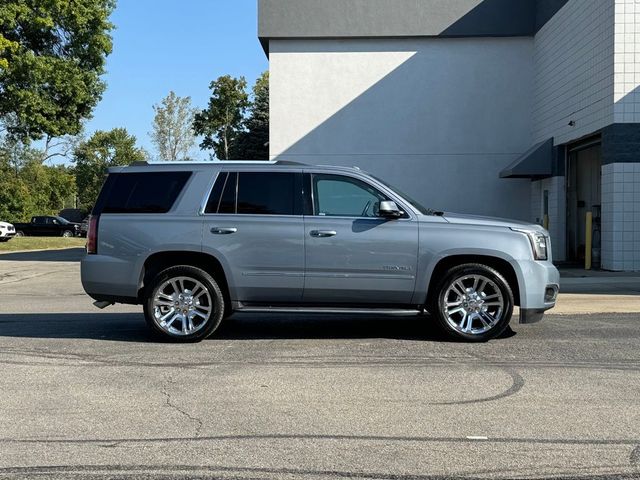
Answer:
[80, 217, 90, 238]
[81, 161, 559, 343]
[59, 208, 86, 224]
[14, 216, 81, 237]
[0, 222, 16, 242]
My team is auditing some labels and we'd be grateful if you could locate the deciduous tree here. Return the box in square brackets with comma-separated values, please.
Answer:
[150, 91, 196, 161]
[0, 0, 115, 143]
[193, 75, 249, 160]
[231, 72, 269, 160]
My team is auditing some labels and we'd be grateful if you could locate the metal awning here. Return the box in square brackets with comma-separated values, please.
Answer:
[499, 138, 554, 179]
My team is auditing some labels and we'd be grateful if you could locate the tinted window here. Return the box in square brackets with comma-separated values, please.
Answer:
[204, 172, 228, 214]
[218, 172, 237, 214]
[100, 172, 191, 214]
[313, 174, 388, 217]
[237, 172, 295, 215]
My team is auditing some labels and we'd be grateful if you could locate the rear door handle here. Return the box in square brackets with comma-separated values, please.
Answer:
[310, 230, 337, 238]
[210, 227, 237, 235]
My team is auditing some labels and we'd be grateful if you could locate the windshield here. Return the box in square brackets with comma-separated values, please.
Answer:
[370, 174, 436, 215]
[55, 216, 71, 224]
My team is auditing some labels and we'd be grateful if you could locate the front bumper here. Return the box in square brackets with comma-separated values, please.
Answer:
[512, 259, 559, 324]
[0, 232, 16, 239]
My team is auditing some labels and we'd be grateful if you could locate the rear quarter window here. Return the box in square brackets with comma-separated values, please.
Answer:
[95, 172, 191, 214]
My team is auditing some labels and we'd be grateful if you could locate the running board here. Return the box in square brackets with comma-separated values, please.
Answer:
[232, 304, 421, 315]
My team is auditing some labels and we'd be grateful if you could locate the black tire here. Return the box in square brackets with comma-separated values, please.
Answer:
[62, 230, 73, 238]
[14, 231, 24, 237]
[143, 265, 225, 342]
[0, 238, 8, 242]
[428, 263, 514, 342]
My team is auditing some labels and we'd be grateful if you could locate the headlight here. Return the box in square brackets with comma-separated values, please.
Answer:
[511, 228, 548, 260]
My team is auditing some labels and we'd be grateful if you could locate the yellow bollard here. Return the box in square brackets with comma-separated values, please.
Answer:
[543, 214, 549, 231]
[585, 211, 592, 270]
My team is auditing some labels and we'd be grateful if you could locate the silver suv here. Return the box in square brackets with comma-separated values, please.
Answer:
[81, 161, 559, 342]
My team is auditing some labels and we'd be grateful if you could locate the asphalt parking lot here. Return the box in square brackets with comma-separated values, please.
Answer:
[0, 248, 639, 479]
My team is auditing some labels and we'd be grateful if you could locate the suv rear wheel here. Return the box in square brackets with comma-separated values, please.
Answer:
[430, 263, 514, 342]
[143, 265, 225, 342]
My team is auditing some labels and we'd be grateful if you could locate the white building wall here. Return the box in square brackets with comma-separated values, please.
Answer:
[601, 0, 640, 271]
[532, 0, 615, 145]
[269, 38, 534, 220]
[614, 0, 640, 123]
[531, 0, 615, 263]
[601, 163, 640, 270]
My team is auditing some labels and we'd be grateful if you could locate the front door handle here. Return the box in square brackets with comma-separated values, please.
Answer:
[310, 230, 337, 238]
[210, 227, 237, 235]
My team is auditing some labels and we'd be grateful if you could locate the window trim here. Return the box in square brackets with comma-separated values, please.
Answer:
[307, 172, 412, 220]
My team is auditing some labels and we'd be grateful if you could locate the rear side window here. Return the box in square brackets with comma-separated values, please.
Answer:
[238, 172, 295, 215]
[205, 172, 300, 215]
[96, 172, 191, 214]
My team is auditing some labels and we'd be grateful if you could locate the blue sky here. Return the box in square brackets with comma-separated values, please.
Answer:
[84, 0, 268, 159]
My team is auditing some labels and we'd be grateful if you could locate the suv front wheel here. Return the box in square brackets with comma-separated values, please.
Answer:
[143, 265, 225, 342]
[430, 263, 514, 342]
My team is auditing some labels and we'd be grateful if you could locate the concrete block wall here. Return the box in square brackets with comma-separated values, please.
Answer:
[532, 0, 615, 145]
[614, 0, 640, 123]
[601, 162, 640, 271]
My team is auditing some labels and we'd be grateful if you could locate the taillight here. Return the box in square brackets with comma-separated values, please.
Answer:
[87, 215, 99, 254]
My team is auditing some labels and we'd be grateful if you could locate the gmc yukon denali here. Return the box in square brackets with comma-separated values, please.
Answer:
[81, 161, 559, 342]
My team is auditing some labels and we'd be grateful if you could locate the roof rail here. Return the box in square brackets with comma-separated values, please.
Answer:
[137, 159, 308, 166]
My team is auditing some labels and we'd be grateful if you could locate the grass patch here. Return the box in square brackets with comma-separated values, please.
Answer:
[0, 236, 86, 252]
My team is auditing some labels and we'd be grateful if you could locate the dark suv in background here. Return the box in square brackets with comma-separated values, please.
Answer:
[81, 161, 559, 342]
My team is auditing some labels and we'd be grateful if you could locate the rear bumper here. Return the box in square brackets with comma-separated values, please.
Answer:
[81, 254, 141, 300]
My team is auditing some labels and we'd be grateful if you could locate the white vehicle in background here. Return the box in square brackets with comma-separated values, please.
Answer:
[0, 222, 16, 242]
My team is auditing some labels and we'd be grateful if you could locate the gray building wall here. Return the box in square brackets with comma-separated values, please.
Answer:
[269, 37, 534, 219]
[259, 0, 569, 47]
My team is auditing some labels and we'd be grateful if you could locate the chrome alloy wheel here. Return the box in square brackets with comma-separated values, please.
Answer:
[442, 274, 505, 335]
[152, 276, 213, 336]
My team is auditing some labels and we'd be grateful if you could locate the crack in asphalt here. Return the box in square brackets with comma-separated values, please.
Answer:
[161, 376, 203, 438]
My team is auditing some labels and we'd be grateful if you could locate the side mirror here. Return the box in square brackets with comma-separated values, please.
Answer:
[378, 200, 403, 219]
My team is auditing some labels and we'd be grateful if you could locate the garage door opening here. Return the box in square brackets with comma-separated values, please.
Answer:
[566, 140, 602, 265]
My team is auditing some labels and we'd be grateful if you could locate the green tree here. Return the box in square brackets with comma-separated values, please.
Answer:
[0, 0, 115, 144]
[151, 91, 196, 161]
[0, 137, 76, 221]
[231, 72, 269, 160]
[193, 75, 249, 160]
[73, 128, 146, 209]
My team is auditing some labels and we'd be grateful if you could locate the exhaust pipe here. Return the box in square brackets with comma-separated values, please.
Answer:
[93, 300, 114, 309]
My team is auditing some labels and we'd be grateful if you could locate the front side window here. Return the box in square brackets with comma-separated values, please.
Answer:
[313, 174, 388, 217]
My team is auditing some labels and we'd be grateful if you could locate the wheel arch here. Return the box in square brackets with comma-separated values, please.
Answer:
[138, 250, 233, 312]
[424, 254, 521, 307]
